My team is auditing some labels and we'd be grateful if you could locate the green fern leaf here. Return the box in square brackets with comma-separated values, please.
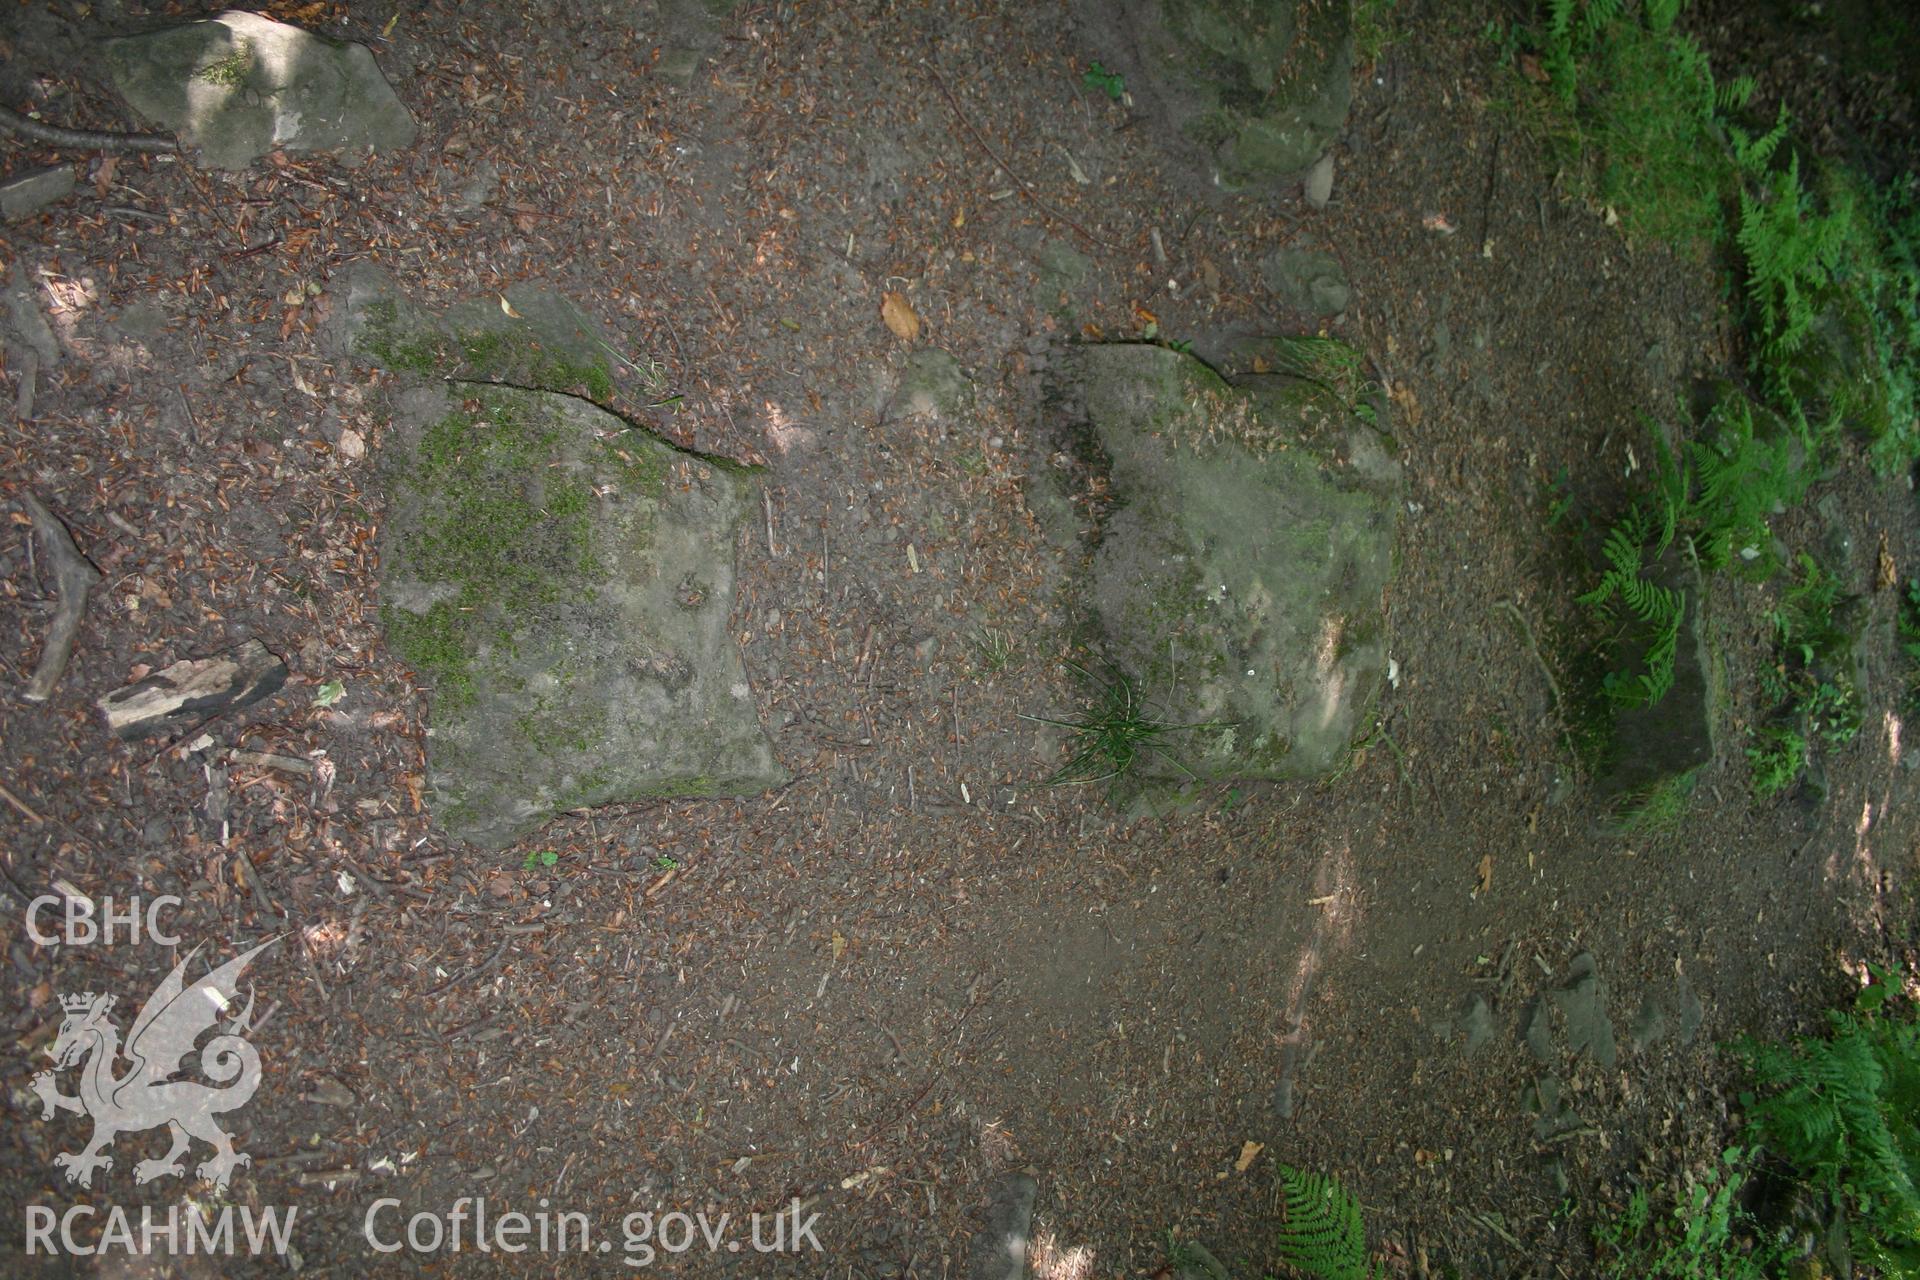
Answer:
[1275, 1166, 1377, 1280]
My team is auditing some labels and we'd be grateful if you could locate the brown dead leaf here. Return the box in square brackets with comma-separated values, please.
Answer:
[93, 154, 117, 200]
[1389, 381, 1422, 427]
[831, 930, 847, 961]
[1519, 53, 1549, 84]
[881, 291, 920, 341]
[1234, 1140, 1265, 1172]
[1476, 854, 1493, 895]
[1875, 531, 1896, 592]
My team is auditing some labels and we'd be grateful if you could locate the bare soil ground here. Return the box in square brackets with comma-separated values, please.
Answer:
[2, 1, 1916, 1277]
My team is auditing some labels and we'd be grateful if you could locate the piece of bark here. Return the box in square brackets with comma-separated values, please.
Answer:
[20, 492, 102, 703]
[97, 639, 288, 739]
[228, 748, 313, 776]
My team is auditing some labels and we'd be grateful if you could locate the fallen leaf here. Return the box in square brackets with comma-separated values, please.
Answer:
[93, 154, 117, 200]
[880, 291, 920, 341]
[1234, 1140, 1265, 1172]
[1389, 381, 1422, 427]
[1519, 53, 1549, 84]
[1875, 532, 1896, 592]
[1476, 854, 1493, 895]
[1422, 212, 1456, 235]
[337, 428, 366, 461]
[831, 930, 846, 961]
[499, 295, 522, 318]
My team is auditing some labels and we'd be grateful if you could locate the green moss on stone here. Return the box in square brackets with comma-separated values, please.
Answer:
[515, 691, 608, 755]
[645, 774, 728, 799]
[357, 299, 452, 375]
[452, 326, 616, 402]
[383, 600, 477, 709]
[387, 394, 614, 710]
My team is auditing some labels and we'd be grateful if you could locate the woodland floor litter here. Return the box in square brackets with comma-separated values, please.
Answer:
[2, 2, 1917, 1278]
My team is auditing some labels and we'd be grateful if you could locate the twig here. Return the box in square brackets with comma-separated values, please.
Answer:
[424, 939, 510, 998]
[19, 492, 101, 703]
[1495, 599, 1582, 779]
[0, 779, 45, 824]
[921, 59, 1127, 253]
[226, 237, 282, 260]
[1478, 132, 1502, 254]
[235, 851, 280, 919]
[0, 104, 178, 154]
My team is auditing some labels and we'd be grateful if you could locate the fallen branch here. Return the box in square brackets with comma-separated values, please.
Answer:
[920, 58, 1127, 254]
[19, 492, 102, 703]
[97, 638, 288, 738]
[0, 103, 178, 155]
[1495, 598, 1582, 780]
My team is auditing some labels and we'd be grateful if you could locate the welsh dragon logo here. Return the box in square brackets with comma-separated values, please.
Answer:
[31, 940, 275, 1189]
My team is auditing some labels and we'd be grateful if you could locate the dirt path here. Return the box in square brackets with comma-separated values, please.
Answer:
[3, 2, 1915, 1277]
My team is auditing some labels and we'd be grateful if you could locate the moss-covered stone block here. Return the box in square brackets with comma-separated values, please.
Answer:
[381, 383, 783, 848]
[328, 264, 621, 404]
[1069, 0, 1353, 189]
[1048, 342, 1400, 782]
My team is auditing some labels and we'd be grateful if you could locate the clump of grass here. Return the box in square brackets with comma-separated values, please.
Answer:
[1749, 552, 1860, 799]
[1593, 1147, 1780, 1279]
[1353, 0, 1399, 71]
[1611, 767, 1698, 833]
[1538, 0, 1748, 249]
[1267, 335, 1379, 426]
[1021, 663, 1224, 786]
[970, 627, 1018, 673]
[1747, 723, 1808, 801]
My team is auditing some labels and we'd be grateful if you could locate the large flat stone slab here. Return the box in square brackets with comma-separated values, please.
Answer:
[1069, 0, 1352, 189]
[104, 11, 415, 170]
[381, 383, 783, 848]
[1049, 343, 1400, 782]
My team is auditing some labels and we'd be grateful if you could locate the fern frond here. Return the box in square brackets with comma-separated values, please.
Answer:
[1739, 994, 1920, 1260]
[1643, 0, 1686, 35]
[1716, 72, 1757, 113]
[1274, 1166, 1378, 1280]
